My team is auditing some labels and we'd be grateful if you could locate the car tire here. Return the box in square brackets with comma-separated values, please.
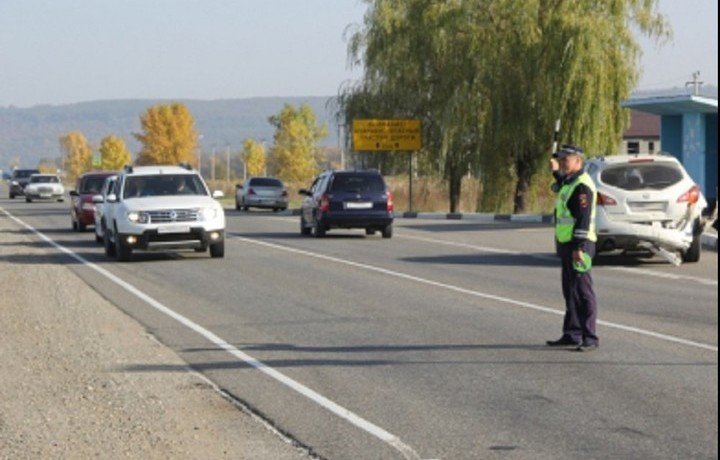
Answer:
[682, 233, 701, 263]
[300, 216, 311, 236]
[9, 193, 14, 199]
[115, 236, 132, 262]
[312, 221, 326, 238]
[209, 241, 225, 258]
[78, 221, 86, 232]
[235, 201, 241, 211]
[103, 227, 116, 257]
[25, 197, 31, 203]
[243, 206, 249, 211]
[95, 232, 103, 244]
[72, 219, 78, 231]
[381, 224, 393, 239]
[365, 228, 376, 236]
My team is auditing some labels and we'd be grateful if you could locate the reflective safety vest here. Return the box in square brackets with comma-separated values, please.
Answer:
[555, 172, 597, 243]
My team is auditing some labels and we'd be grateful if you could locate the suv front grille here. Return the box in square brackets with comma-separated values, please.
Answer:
[147, 209, 199, 223]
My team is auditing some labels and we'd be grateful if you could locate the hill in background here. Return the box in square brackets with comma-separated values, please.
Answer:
[0, 97, 340, 169]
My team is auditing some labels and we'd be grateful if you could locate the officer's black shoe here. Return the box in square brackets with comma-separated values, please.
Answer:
[575, 342, 599, 352]
[546, 337, 580, 347]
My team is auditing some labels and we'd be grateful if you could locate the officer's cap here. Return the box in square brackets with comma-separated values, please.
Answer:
[553, 144, 584, 159]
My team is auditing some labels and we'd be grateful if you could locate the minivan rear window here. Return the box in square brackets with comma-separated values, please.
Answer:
[329, 174, 385, 193]
[600, 163, 683, 191]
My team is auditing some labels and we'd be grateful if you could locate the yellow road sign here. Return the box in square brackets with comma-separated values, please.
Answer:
[352, 119, 421, 151]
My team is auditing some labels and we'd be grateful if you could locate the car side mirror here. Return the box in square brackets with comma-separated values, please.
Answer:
[299, 189, 310, 196]
[91, 194, 104, 204]
[212, 190, 224, 199]
[106, 193, 117, 203]
[236, 184, 243, 189]
[69, 190, 78, 197]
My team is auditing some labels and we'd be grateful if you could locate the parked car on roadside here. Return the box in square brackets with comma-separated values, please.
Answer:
[235, 176, 288, 211]
[23, 174, 64, 202]
[299, 170, 394, 238]
[8, 168, 40, 199]
[93, 174, 117, 243]
[100, 164, 225, 261]
[585, 153, 708, 263]
[70, 171, 116, 231]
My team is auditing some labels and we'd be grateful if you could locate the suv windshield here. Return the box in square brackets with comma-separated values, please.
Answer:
[249, 178, 283, 187]
[30, 176, 59, 183]
[123, 174, 207, 199]
[600, 163, 684, 191]
[81, 176, 109, 194]
[13, 169, 40, 179]
[329, 173, 385, 193]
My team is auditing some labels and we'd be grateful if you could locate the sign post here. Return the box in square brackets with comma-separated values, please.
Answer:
[352, 119, 422, 212]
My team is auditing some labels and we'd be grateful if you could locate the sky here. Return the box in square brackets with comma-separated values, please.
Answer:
[0, 0, 717, 108]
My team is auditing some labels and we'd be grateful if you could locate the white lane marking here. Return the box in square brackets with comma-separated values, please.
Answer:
[397, 234, 718, 287]
[258, 216, 718, 287]
[228, 235, 718, 353]
[0, 208, 422, 460]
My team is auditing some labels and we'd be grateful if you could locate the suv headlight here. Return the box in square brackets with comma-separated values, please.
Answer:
[11, 180, 18, 186]
[199, 207, 219, 221]
[127, 211, 150, 224]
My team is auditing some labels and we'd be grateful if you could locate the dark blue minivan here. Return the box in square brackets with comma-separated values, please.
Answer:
[299, 170, 394, 238]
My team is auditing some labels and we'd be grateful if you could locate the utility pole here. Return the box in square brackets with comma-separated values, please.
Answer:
[685, 71, 703, 96]
[225, 145, 230, 183]
[211, 147, 216, 181]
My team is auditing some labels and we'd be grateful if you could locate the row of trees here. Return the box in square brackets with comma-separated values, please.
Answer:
[339, 0, 669, 212]
[59, 102, 328, 184]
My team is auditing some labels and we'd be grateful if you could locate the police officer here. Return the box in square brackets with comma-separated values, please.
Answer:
[547, 144, 599, 352]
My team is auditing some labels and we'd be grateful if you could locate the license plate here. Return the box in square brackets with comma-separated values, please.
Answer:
[345, 202, 372, 210]
[40, 194, 51, 198]
[157, 225, 191, 234]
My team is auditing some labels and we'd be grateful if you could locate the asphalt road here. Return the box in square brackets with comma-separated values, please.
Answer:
[1, 188, 717, 460]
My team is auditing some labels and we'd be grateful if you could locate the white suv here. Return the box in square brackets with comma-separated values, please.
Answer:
[585, 154, 708, 263]
[101, 165, 225, 261]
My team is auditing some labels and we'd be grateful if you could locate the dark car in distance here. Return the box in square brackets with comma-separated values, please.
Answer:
[70, 171, 116, 231]
[299, 170, 394, 238]
[8, 168, 40, 198]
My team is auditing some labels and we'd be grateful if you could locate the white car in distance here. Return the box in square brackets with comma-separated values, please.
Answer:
[24, 174, 65, 202]
[585, 153, 708, 264]
[100, 165, 225, 261]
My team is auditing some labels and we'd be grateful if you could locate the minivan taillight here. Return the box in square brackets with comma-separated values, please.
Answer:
[677, 185, 700, 204]
[319, 193, 330, 212]
[386, 191, 394, 212]
[597, 192, 617, 206]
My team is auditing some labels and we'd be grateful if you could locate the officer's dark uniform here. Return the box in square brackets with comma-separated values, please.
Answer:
[548, 146, 599, 351]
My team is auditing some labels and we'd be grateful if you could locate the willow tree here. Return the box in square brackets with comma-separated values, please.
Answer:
[344, 0, 669, 213]
[134, 103, 199, 166]
[478, 0, 669, 212]
[60, 131, 92, 182]
[98, 135, 132, 171]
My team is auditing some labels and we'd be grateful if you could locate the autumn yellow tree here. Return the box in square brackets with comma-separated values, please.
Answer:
[268, 104, 327, 183]
[60, 131, 92, 182]
[242, 138, 266, 177]
[99, 135, 132, 171]
[134, 103, 199, 166]
[37, 158, 60, 174]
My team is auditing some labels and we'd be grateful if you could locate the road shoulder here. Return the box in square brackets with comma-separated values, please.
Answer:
[0, 213, 305, 459]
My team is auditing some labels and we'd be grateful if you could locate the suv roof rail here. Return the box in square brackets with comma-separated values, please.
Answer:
[178, 162, 193, 171]
[123, 164, 134, 173]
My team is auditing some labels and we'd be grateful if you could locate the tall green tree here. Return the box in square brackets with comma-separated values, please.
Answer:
[268, 104, 327, 183]
[98, 135, 132, 171]
[134, 103, 199, 166]
[60, 131, 92, 182]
